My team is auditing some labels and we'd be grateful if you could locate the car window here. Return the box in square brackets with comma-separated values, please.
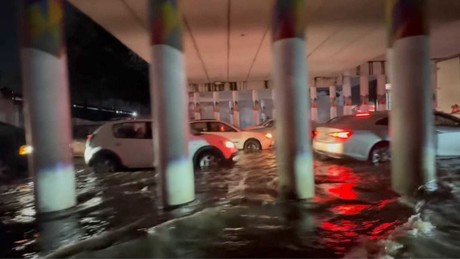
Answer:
[435, 114, 460, 127]
[113, 122, 150, 139]
[208, 122, 237, 132]
[375, 117, 388, 126]
[191, 122, 208, 132]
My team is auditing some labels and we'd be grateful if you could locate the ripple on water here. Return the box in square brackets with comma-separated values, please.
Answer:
[2, 151, 441, 258]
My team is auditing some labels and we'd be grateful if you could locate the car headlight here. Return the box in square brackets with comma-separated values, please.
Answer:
[19, 145, 33, 156]
[265, 133, 273, 139]
[223, 141, 235, 149]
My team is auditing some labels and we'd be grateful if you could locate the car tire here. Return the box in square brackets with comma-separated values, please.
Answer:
[195, 149, 223, 170]
[369, 142, 390, 165]
[92, 155, 119, 174]
[244, 139, 262, 152]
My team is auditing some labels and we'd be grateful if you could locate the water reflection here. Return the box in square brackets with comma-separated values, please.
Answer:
[38, 214, 81, 255]
[0, 151, 430, 258]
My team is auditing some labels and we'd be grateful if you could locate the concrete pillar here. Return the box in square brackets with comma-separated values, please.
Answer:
[431, 61, 437, 109]
[228, 100, 234, 125]
[329, 85, 337, 118]
[388, 0, 436, 197]
[377, 74, 387, 111]
[212, 91, 220, 120]
[252, 89, 260, 125]
[272, 0, 314, 200]
[20, 0, 76, 213]
[193, 92, 201, 120]
[271, 89, 276, 120]
[359, 75, 369, 112]
[149, 0, 195, 207]
[232, 91, 240, 127]
[343, 72, 353, 115]
[310, 87, 318, 122]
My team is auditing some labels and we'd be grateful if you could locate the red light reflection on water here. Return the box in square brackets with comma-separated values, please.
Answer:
[328, 183, 357, 200]
[321, 221, 358, 233]
[331, 204, 370, 215]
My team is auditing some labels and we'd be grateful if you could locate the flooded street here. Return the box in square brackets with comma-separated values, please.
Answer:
[1, 151, 459, 258]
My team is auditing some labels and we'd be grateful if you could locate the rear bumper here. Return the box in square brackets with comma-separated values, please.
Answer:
[313, 141, 367, 161]
[313, 141, 346, 159]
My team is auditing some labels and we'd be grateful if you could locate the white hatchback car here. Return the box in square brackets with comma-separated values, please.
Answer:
[190, 119, 274, 151]
[85, 119, 239, 173]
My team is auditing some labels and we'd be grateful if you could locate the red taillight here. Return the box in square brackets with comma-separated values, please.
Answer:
[329, 131, 352, 139]
[312, 130, 319, 138]
[355, 112, 370, 117]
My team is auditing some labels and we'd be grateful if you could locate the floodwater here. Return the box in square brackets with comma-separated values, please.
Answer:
[0, 152, 458, 258]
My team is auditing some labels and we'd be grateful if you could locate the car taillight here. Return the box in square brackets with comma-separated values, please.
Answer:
[329, 131, 352, 139]
[355, 112, 370, 117]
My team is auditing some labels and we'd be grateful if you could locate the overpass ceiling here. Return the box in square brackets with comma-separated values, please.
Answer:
[69, 0, 460, 83]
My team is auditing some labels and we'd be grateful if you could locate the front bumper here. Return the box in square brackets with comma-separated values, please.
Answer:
[224, 152, 239, 165]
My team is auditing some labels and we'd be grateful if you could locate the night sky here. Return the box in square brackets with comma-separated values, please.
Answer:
[0, 1, 21, 92]
[0, 1, 150, 109]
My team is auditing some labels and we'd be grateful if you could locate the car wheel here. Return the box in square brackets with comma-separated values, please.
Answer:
[369, 143, 390, 165]
[196, 150, 222, 169]
[92, 155, 119, 174]
[244, 139, 262, 152]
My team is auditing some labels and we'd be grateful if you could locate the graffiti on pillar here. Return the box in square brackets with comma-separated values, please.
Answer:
[24, 0, 65, 57]
[234, 101, 239, 112]
[390, 0, 428, 46]
[150, 0, 182, 50]
[213, 102, 220, 113]
[253, 100, 260, 111]
[345, 96, 352, 106]
[273, 0, 305, 41]
[311, 98, 317, 108]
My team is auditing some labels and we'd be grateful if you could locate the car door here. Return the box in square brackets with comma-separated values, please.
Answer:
[111, 121, 153, 168]
[434, 113, 460, 157]
[206, 122, 243, 148]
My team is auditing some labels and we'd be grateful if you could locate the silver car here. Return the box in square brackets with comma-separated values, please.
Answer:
[313, 111, 460, 164]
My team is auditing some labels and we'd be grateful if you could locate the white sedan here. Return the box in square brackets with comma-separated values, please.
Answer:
[190, 120, 274, 151]
[313, 111, 460, 164]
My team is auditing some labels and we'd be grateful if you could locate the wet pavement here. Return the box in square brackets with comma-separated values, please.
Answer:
[0, 152, 459, 258]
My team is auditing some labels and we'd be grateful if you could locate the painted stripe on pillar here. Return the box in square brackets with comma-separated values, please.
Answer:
[23, 0, 65, 57]
[150, 0, 182, 50]
[272, 0, 305, 41]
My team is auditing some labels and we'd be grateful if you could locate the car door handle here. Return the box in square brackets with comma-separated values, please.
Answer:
[115, 143, 122, 146]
